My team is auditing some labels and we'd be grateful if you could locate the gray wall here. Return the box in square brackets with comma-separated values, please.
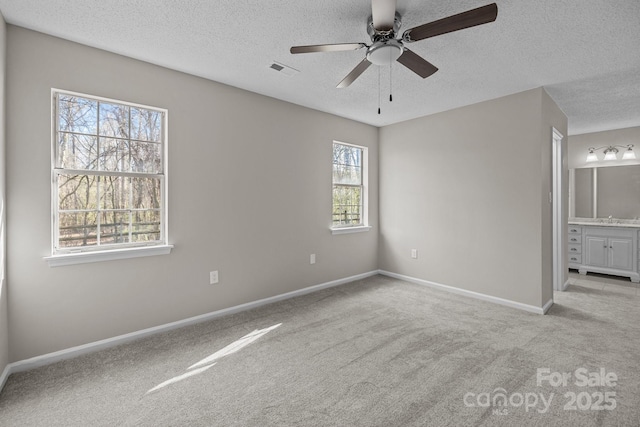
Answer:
[4, 25, 572, 363]
[378, 88, 566, 308]
[0, 13, 8, 377]
[6, 26, 378, 361]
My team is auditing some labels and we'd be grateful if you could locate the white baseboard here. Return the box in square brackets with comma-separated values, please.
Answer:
[542, 298, 554, 314]
[378, 270, 550, 315]
[562, 279, 570, 291]
[3, 270, 379, 383]
[1, 268, 549, 393]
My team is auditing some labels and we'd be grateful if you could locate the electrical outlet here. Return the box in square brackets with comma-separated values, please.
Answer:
[310, 254, 316, 265]
[209, 270, 219, 284]
[411, 249, 418, 259]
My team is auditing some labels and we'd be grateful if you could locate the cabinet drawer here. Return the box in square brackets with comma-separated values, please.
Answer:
[568, 225, 582, 234]
[568, 244, 582, 254]
[568, 235, 582, 244]
[568, 254, 582, 264]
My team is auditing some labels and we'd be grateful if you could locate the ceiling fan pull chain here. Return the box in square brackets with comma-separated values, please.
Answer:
[378, 66, 381, 114]
[389, 68, 393, 102]
[389, 49, 393, 102]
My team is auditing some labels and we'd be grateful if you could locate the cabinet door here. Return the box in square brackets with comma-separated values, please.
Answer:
[585, 236, 608, 267]
[608, 237, 633, 271]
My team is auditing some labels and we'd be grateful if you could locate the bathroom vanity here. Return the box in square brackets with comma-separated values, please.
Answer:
[568, 219, 640, 283]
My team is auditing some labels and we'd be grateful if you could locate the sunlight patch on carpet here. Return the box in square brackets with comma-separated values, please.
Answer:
[189, 323, 282, 370]
[146, 363, 216, 394]
[146, 323, 282, 394]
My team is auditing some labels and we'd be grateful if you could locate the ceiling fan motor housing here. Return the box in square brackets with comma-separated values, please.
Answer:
[367, 12, 402, 41]
[366, 12, 404, 66]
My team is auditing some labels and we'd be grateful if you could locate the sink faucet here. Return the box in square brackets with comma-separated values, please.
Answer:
[608, 215, 613, 223]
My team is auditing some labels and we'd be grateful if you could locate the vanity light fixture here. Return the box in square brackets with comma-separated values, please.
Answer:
[586, 148, 598, 162]
[603, 147, 618, 161]
[622, 145, 637, 160]
[586, 144, 636, 162]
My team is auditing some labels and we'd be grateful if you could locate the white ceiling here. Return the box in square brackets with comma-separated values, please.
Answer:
[0, 0, 638, 135]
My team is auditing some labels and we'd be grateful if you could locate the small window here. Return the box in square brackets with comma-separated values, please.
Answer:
[332, 142, 368, 229]
[51, 90, 168, 255]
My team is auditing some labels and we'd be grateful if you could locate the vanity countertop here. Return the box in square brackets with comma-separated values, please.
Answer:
[569, 218, 640, 228]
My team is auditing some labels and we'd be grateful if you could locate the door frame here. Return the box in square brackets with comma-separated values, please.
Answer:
[552, 127, 568, 291]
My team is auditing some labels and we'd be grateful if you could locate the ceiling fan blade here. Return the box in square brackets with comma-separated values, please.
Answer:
[402, 3, 498, 42]
[371, 0, 397, 31]
[337, 58, 372, 88]
[397, 49, 438, 79]
[290, 43, 367, 54]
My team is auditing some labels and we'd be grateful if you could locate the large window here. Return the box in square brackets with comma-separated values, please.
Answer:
[52, 90, 168, 255]
[332, 142, 367, 229]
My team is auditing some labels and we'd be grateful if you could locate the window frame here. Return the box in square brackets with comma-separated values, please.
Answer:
[46, 89, 172, 265]
[331, 141, 371, 234]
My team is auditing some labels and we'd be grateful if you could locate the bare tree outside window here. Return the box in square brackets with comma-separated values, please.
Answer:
[53, 91, 166, 253]
[332, 142, 363, 227]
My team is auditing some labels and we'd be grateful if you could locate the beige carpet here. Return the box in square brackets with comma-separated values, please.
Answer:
[1, 273, 639, 426]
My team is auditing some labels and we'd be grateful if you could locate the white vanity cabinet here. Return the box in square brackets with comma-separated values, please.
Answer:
[568, 225, 582, 268]
[570, 224, 640, 283]
[584, 234, 633, 271]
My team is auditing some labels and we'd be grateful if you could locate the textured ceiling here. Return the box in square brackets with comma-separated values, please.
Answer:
[0, 0, 638, 135]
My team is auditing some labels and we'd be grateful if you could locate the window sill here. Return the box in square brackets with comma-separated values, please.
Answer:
[44, 245, 174, 267]
[331, 225, 372, 235]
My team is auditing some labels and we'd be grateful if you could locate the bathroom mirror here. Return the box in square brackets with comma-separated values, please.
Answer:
[570, 164, 640, 219]
[573, 168, 593, 218]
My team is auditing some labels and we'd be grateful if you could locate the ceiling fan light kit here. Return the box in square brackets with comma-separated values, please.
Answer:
[290, 0, 498, 94]
[366, 40, 403, 66]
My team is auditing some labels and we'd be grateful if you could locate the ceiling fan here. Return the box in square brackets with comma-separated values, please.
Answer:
[290, 0, 498, 89]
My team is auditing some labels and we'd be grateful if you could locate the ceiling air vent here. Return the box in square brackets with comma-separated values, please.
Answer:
[269, 62, 299, 77]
